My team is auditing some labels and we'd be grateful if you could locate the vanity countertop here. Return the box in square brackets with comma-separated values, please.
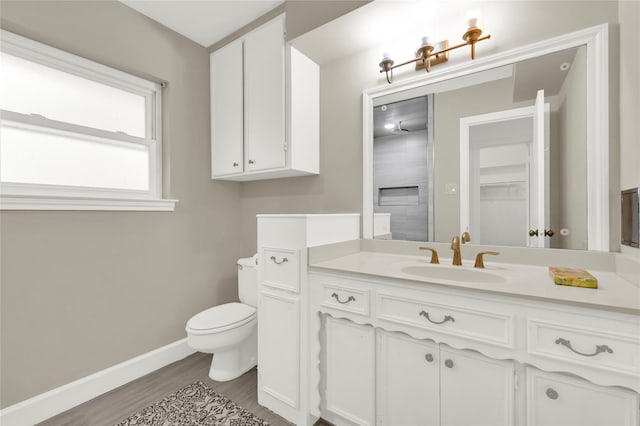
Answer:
[308, 243, 640, 315]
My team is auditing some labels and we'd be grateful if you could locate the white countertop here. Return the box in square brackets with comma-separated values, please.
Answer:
[309, 250, 640, 315]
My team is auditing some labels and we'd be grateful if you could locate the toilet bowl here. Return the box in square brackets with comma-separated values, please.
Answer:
[186, 256, 258, 381]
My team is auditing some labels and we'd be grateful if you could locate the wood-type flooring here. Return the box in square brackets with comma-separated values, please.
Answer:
[38, 352, 296, 426]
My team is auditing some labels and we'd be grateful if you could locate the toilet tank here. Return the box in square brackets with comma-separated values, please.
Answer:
[237, 255, 258, 307]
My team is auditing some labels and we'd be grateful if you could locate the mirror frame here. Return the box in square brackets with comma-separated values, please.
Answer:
[363, 24, 609, 251]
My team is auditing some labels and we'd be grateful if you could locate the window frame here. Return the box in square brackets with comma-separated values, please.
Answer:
[0, 30, 176, 211]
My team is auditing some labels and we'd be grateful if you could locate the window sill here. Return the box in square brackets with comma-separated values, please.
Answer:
[0, 195, 178, 211]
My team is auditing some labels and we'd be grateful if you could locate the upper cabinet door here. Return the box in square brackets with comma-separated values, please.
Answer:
[243, 15, 286, 172]
[210, 39, 243, 177]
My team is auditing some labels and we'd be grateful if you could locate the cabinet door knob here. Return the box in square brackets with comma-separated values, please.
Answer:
[424, 353, 434, 362]
[444, 359, 454, 368]
[529, 229, 539, 237]
[233, 162, 239, 167]
[544, 229, 555, 237]
[248, 159, 255, 164]
[546, 388, 559, 400]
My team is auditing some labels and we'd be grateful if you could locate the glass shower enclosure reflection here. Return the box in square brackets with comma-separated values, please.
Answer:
[373, 95, 434, 241]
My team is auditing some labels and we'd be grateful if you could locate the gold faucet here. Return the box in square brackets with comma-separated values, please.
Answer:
[419, 247, 439, 264]
[451, 236, 462, 266]
[474, 251, 500, 268]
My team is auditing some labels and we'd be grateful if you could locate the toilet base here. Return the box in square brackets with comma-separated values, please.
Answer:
[208, 326, 257, 382]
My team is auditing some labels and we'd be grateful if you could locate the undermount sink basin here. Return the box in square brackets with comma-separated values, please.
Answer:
[400, 265, 506, 283]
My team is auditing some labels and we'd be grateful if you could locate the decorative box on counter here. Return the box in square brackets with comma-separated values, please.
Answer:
[549, 266, 598, 289]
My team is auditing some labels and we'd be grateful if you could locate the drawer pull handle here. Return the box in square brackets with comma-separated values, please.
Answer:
[555, 338, 614, 357]
[546, 388, 559, 400]
[331, 293, 355, 304]
[419, 310, 455, 325]
[269, 256, 288, 265]
[425, 353, 434, 362]
[444, 359, 454, 368]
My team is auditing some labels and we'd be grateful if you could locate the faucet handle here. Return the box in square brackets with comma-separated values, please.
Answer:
[419, 247, 440, 264]
[474, 251, 500, 268]
[461, 231, 471, 244]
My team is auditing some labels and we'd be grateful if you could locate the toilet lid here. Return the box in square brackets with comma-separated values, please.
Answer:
[187, 302, 256, 331]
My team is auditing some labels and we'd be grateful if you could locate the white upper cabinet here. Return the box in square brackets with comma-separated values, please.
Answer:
[244, 16, 285, 173]
[210, 39, 243, 176]
[210, 14, 319, 181]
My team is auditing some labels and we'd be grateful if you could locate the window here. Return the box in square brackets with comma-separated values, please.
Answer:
[0, 30, 175, 211]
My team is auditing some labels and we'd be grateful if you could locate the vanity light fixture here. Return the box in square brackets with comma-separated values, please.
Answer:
[379, 9, 491, 84]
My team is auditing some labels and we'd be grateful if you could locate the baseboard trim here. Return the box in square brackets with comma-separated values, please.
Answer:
[0, 338, 196, 425]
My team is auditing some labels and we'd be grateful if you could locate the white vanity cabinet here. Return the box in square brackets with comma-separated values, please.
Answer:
[377, 331, 440, 426]
[526, 367, 639, 426]
[256, 215, 360, 426]
[210, 14, 319, 181]
[439, 345, 515, 426]
[309, 269, 640, 426]
[324, 317, 376, 426]
[377, 330, 514, 426]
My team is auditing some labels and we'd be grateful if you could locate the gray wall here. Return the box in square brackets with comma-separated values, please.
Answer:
[433, 78, 526, 242]
[0, 1, 244, 408]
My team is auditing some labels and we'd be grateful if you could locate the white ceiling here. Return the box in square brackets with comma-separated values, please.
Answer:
[292, 0, 482, 65]
[119, 0, 283, 48]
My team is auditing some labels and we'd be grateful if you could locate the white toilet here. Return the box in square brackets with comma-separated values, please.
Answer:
[186, 256, 258, 381]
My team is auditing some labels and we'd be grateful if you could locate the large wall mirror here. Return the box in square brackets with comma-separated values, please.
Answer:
[363, 24, 610, 251]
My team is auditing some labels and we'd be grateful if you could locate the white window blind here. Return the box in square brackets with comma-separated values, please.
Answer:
[0, 30, 175, 211]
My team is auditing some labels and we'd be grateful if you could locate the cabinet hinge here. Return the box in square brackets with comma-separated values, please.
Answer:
[284, 142, 288, 152]
[514, 372, 519, 390]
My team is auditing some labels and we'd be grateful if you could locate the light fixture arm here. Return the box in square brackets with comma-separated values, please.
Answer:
[379, 28, 492, 83]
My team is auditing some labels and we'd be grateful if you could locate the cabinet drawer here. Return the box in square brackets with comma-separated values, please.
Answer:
[320, 282, 370, 316]
[262, 247, 300, 293]
[526, 367, 639, 426]
[376, 292, 514, 348]
[527, 318, 640, 376]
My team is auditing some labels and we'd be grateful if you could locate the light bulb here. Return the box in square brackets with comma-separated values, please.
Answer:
[465, 9, 482, 29]
[384, 123, 395, 130]
[421, 35, 432, 46]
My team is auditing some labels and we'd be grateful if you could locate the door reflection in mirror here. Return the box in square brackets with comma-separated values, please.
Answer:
[460, 90, 550, 248]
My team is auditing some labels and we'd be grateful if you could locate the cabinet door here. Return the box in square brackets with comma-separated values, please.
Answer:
[210, 39, 243, 177]
[243, 15, 286, 172]
[377, 330, 440, 426]
[440, 345, 515, 426]
[526, 367, 639, 426]
[325, 316, 375, 426]
[258, 291, 300, 409]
